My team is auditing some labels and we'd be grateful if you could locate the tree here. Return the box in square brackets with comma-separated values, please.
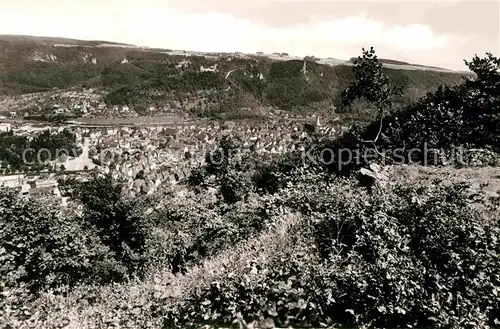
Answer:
[304, 55, 319, 62]
[341, 47, 402, 152]
[462, 53, 500, 147]
[135, 169, 145, 180]
[0, 188, 125, 295]
[188, 135, 254, 204]
[57, 173, 149, 274]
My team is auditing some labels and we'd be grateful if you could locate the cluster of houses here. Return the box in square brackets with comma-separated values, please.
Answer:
[0, 114, 345, 199]
[50, 89, 105, 116]
[0, 122, 11, 132]
[0, 173, 60, 197]
[0, 89, 107, 118]
[1, 88, 179, 119]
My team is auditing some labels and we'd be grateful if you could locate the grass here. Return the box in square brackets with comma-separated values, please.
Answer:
[384, 165, 500, 198]
[4, 212, 304, 328]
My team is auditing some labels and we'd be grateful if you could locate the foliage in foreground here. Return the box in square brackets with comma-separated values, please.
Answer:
[165, 175, 500, 329]
[0, 173, 154, 304]
[58, 173, 150, 275]
[1, 147, 500, 329]
[0, 189, 125, 297]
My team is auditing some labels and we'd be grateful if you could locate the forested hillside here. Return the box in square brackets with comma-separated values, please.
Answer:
[0, 35, 468, 119]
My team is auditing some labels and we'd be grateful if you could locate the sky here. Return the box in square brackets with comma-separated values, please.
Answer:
[0, 0, 498, 70]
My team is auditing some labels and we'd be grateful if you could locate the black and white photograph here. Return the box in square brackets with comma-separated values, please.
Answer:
[0, 0, 499, 328]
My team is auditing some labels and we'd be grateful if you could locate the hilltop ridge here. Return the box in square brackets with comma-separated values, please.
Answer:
[0, 34, 134, 47]
[0, 35, 472, 120]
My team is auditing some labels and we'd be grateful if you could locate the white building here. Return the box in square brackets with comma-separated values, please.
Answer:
[0, 123, 11, 132]
[200, 64, 218, 72]
[36, 179, 58, 189]
[0, 175, 25, 188]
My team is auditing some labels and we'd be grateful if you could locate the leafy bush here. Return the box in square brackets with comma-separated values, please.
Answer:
[165, 177, 500, 329]
[252, 149, 313, 194]
[313, 182, 500, 328]
[0, 189, 125, 296]
[58, 173, 150, 275]
[188, 135, 257, 204]
[165, 242, 324, 329]
[163, 209, 325, 329]
[148, 193, 227, 273]
[149, 187, 271, 275]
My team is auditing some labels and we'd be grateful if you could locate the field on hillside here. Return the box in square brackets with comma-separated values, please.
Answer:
[386, 165, 500, 196]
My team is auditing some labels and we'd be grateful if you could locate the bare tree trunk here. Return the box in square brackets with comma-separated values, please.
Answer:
[361, 108, 386, 158]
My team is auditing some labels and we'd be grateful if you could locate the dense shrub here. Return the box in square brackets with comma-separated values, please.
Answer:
[149, 188, 271, 275]
[148, 193, 226, 273]
[58, 173, 150, 275]
[165, 240, 324, 329]
[313, 182, 500, 328]
[188, 135, 257, 204]
[165, 178, 500, 328]
[163, 209, 325, 329]
[0, 189, 125, 296]
[252, 147, 317, 194]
